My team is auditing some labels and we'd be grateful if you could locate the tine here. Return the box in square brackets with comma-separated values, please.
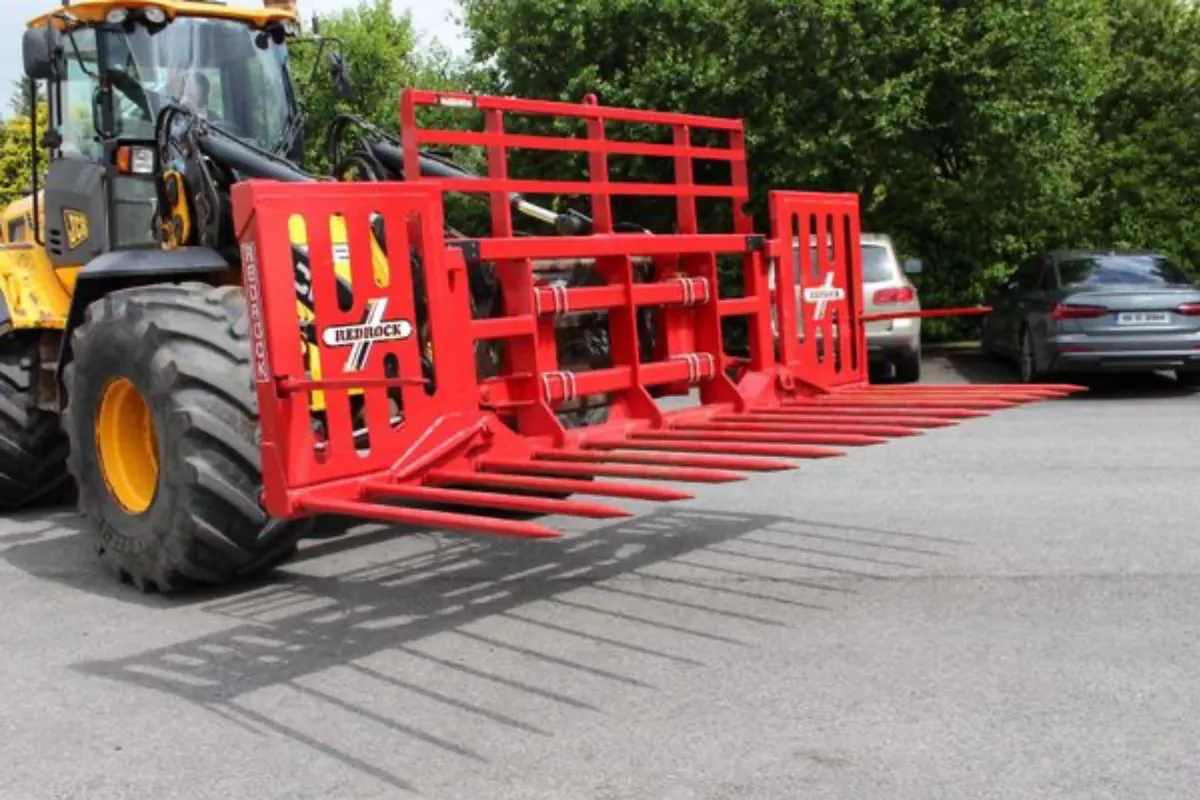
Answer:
[478, 457, 746, 484]
[674, 420, 922, 437]
[584, 436, 845, 459]
[627, 429, 886, 447]
[843, 386, 1053, 397]
[847, 382, 1086, 393]
[297, 495, 562, 539]
[430, 470, 694, 502]
[532, 448, 796, 472]
[717, 412, 960, 429]
[363, 481, 631, 519]
[841, 388, 1062, 402]
[773, 405, 989, 420]
[803, 398, 1015, 410]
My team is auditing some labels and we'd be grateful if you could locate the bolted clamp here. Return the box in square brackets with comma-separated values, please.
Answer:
[671, 352, 716, 384]
[541, 370, 579, 403]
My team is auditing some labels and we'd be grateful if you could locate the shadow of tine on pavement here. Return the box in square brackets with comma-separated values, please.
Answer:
[59, 506, 961, 794]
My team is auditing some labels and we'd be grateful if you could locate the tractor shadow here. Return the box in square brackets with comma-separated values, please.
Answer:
[57, 507, 964, 795]
[0, 509, 401, 607]
[0, 505, 131, 596]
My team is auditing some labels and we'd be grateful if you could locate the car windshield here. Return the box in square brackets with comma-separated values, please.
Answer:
[101, 16, 297, 154]
[1059, 255, 1196, 288]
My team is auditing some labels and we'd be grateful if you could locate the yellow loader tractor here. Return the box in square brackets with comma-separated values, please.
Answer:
[0, 0, 342, 591]
[0, 0, 602, 593]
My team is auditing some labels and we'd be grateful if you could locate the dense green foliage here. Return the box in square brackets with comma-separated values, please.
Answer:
[457, 0, 1200, 338]
[286, 0, 467, 173]
[0, 0, 1197, 340]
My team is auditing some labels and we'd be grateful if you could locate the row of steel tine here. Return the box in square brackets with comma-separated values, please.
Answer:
[301, 382, 1085, 539]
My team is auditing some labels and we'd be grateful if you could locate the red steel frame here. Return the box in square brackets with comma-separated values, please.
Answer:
[231, 89, 1086, 539]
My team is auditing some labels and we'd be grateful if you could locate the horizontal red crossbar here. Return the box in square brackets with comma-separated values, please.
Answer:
[473, 233, 756, 261]
[414, 128, 743, 161]
[427, 177, 743, 199]
[861, 306, 992, 323]
[405, 89, 746, 131]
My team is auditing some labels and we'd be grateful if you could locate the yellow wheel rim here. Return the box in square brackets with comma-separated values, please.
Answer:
[96, 377, 159, 514]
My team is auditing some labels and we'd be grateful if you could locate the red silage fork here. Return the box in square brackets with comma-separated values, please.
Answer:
[230, 90, 1085, 539]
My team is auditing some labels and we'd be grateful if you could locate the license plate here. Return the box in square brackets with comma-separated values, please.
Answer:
[1116, 311, 1170, 326]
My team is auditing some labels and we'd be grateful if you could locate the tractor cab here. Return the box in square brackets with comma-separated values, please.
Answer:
[20, 1, 304, 263]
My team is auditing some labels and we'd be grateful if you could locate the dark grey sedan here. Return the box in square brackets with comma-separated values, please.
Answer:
[981, 250, 1200, 385]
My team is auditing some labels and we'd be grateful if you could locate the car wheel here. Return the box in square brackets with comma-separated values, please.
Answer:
[1176, 370, 1200, 390]
[980, 317, 997, 358]
[893, 349, 921, 383]
[1018, 327, 1043, 384]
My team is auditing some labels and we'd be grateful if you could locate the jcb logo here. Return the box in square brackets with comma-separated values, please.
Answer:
[63, 210, 89, 250]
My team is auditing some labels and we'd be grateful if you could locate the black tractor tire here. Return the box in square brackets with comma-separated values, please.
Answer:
[0, 337, 73, 509]
[893, 349, 922, 384]
[61, 282, 313, 594]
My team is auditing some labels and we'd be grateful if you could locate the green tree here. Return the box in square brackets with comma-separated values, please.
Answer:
[459, 0, 1115, 337]
[0, 103, 48, 212]
[8, 78, 38, 119]
[289, 0, 472, 173]
[1087, 0, 1200, 273]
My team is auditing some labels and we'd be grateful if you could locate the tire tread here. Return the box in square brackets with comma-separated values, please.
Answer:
[0, 338, 72, 509]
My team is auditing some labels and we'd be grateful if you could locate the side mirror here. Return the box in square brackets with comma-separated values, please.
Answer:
[902, 257, 924, 275]
[329, 51, 354, 101]
[23, 25, 59, 81]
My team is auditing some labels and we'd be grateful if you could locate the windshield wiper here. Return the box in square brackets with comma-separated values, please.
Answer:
[272, 109, 308, 158]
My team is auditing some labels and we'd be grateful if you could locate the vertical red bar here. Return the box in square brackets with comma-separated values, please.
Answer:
[845, 203, 867, 380]
[400, 89, 420, 185]
[673, 125, 697, 235]
[728, 128, 753, 235]
[485, 108, 513, 238]
[584, 98, 612, 233]
[414, 196, 478, 404]
[769, 196, 801, 372]
[231, 180, 315, 516]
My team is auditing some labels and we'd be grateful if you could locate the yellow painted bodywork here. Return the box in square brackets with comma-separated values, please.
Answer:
[27, 0, 297, 30]
[289, 213, 392, 409]
[0, 244, 71, 330]
[0, 191, 77, 330]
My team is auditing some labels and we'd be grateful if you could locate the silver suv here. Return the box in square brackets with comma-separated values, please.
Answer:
[858, 234, 924, 382]
[771, 233, 924, 382]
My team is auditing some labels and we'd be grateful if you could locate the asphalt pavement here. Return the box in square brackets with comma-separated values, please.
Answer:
[1, 350, 1197, 800]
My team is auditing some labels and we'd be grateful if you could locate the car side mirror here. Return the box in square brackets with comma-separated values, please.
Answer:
[903, 258, 924, 275]
[23, 24, 59, 81]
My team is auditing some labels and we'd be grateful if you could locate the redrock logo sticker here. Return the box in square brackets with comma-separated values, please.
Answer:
[802, 273, 846, 321]
[321, 298, 414, 372]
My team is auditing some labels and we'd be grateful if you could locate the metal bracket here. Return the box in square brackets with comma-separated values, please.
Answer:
[447, 238, 481, 263]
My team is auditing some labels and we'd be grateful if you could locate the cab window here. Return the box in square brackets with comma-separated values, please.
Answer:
[7, 217, 28, 243]
[56, 27, 103, 160]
